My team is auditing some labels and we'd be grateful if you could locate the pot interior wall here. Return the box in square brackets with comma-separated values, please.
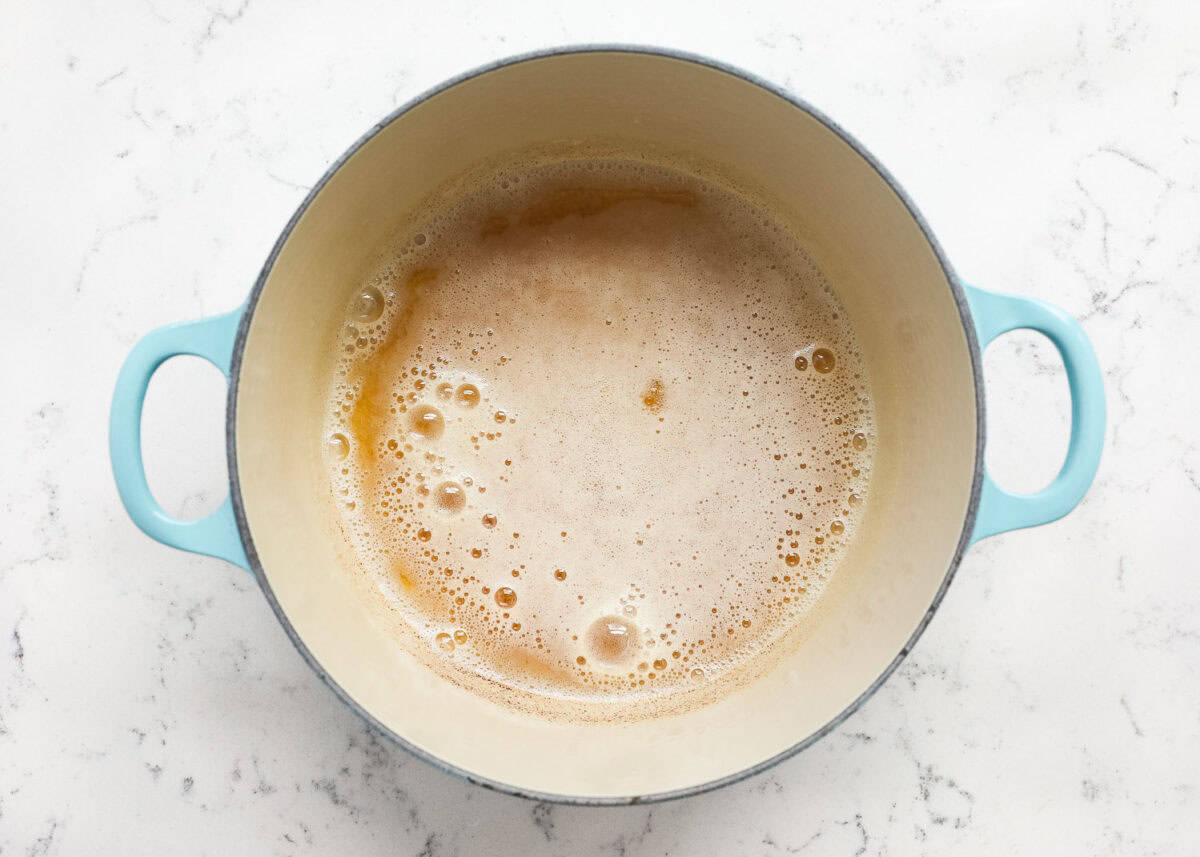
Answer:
[234, 50, 978, 799]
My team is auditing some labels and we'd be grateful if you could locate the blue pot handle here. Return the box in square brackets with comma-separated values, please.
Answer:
[965, 284, 1105, 542]
[109, 307, 249, 569]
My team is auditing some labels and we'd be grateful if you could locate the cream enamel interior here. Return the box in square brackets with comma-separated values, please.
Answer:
[234, 51, 978, 799]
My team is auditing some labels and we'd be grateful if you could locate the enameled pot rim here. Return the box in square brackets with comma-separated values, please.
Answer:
[225, 44, 986, 806]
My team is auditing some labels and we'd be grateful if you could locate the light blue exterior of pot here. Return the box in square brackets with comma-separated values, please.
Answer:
[107, 45, 1107, 805]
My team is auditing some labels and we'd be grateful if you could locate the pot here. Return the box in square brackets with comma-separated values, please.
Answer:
[110, 46, 1104, 804]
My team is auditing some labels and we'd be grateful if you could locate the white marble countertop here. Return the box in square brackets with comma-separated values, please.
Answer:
[2, 1, 1198, 854]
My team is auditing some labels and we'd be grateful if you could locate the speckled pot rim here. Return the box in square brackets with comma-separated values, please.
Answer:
[225, 44, 986, 806]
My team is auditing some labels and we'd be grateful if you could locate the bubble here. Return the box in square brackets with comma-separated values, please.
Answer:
[470, 548, 483, 559]
[494, 410, 507, 423]
[812, 348, 835, 373]
[351, 286, 384, 323]
[622, 604, 637, 617]
[455, 383, 480, 407]
[433, 481, 466, 513]
[435, 632, 455, 652]
[585, 615, 639, 664]
[652, 658, 667, 671]
[435, 382, 454, 401]
[495, 586, 517, 608]
[852, 432, 867, 450]
[830, 520, 845, 535]
[642, 378, 665, 411]
[554, 569, 567, 581]
[691, 667, 705, 680]
[327, 432, 349, 460]
[785, 553, 800, 567]
[408, 404, 445, 439]
[848, 493, 862, 507]
[453, 629, 468, 645]
[413, 232, 427, 246]
[794, 354, 808, 371]
[481, 513, 497, 528]
[417, 528, 432, 541]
